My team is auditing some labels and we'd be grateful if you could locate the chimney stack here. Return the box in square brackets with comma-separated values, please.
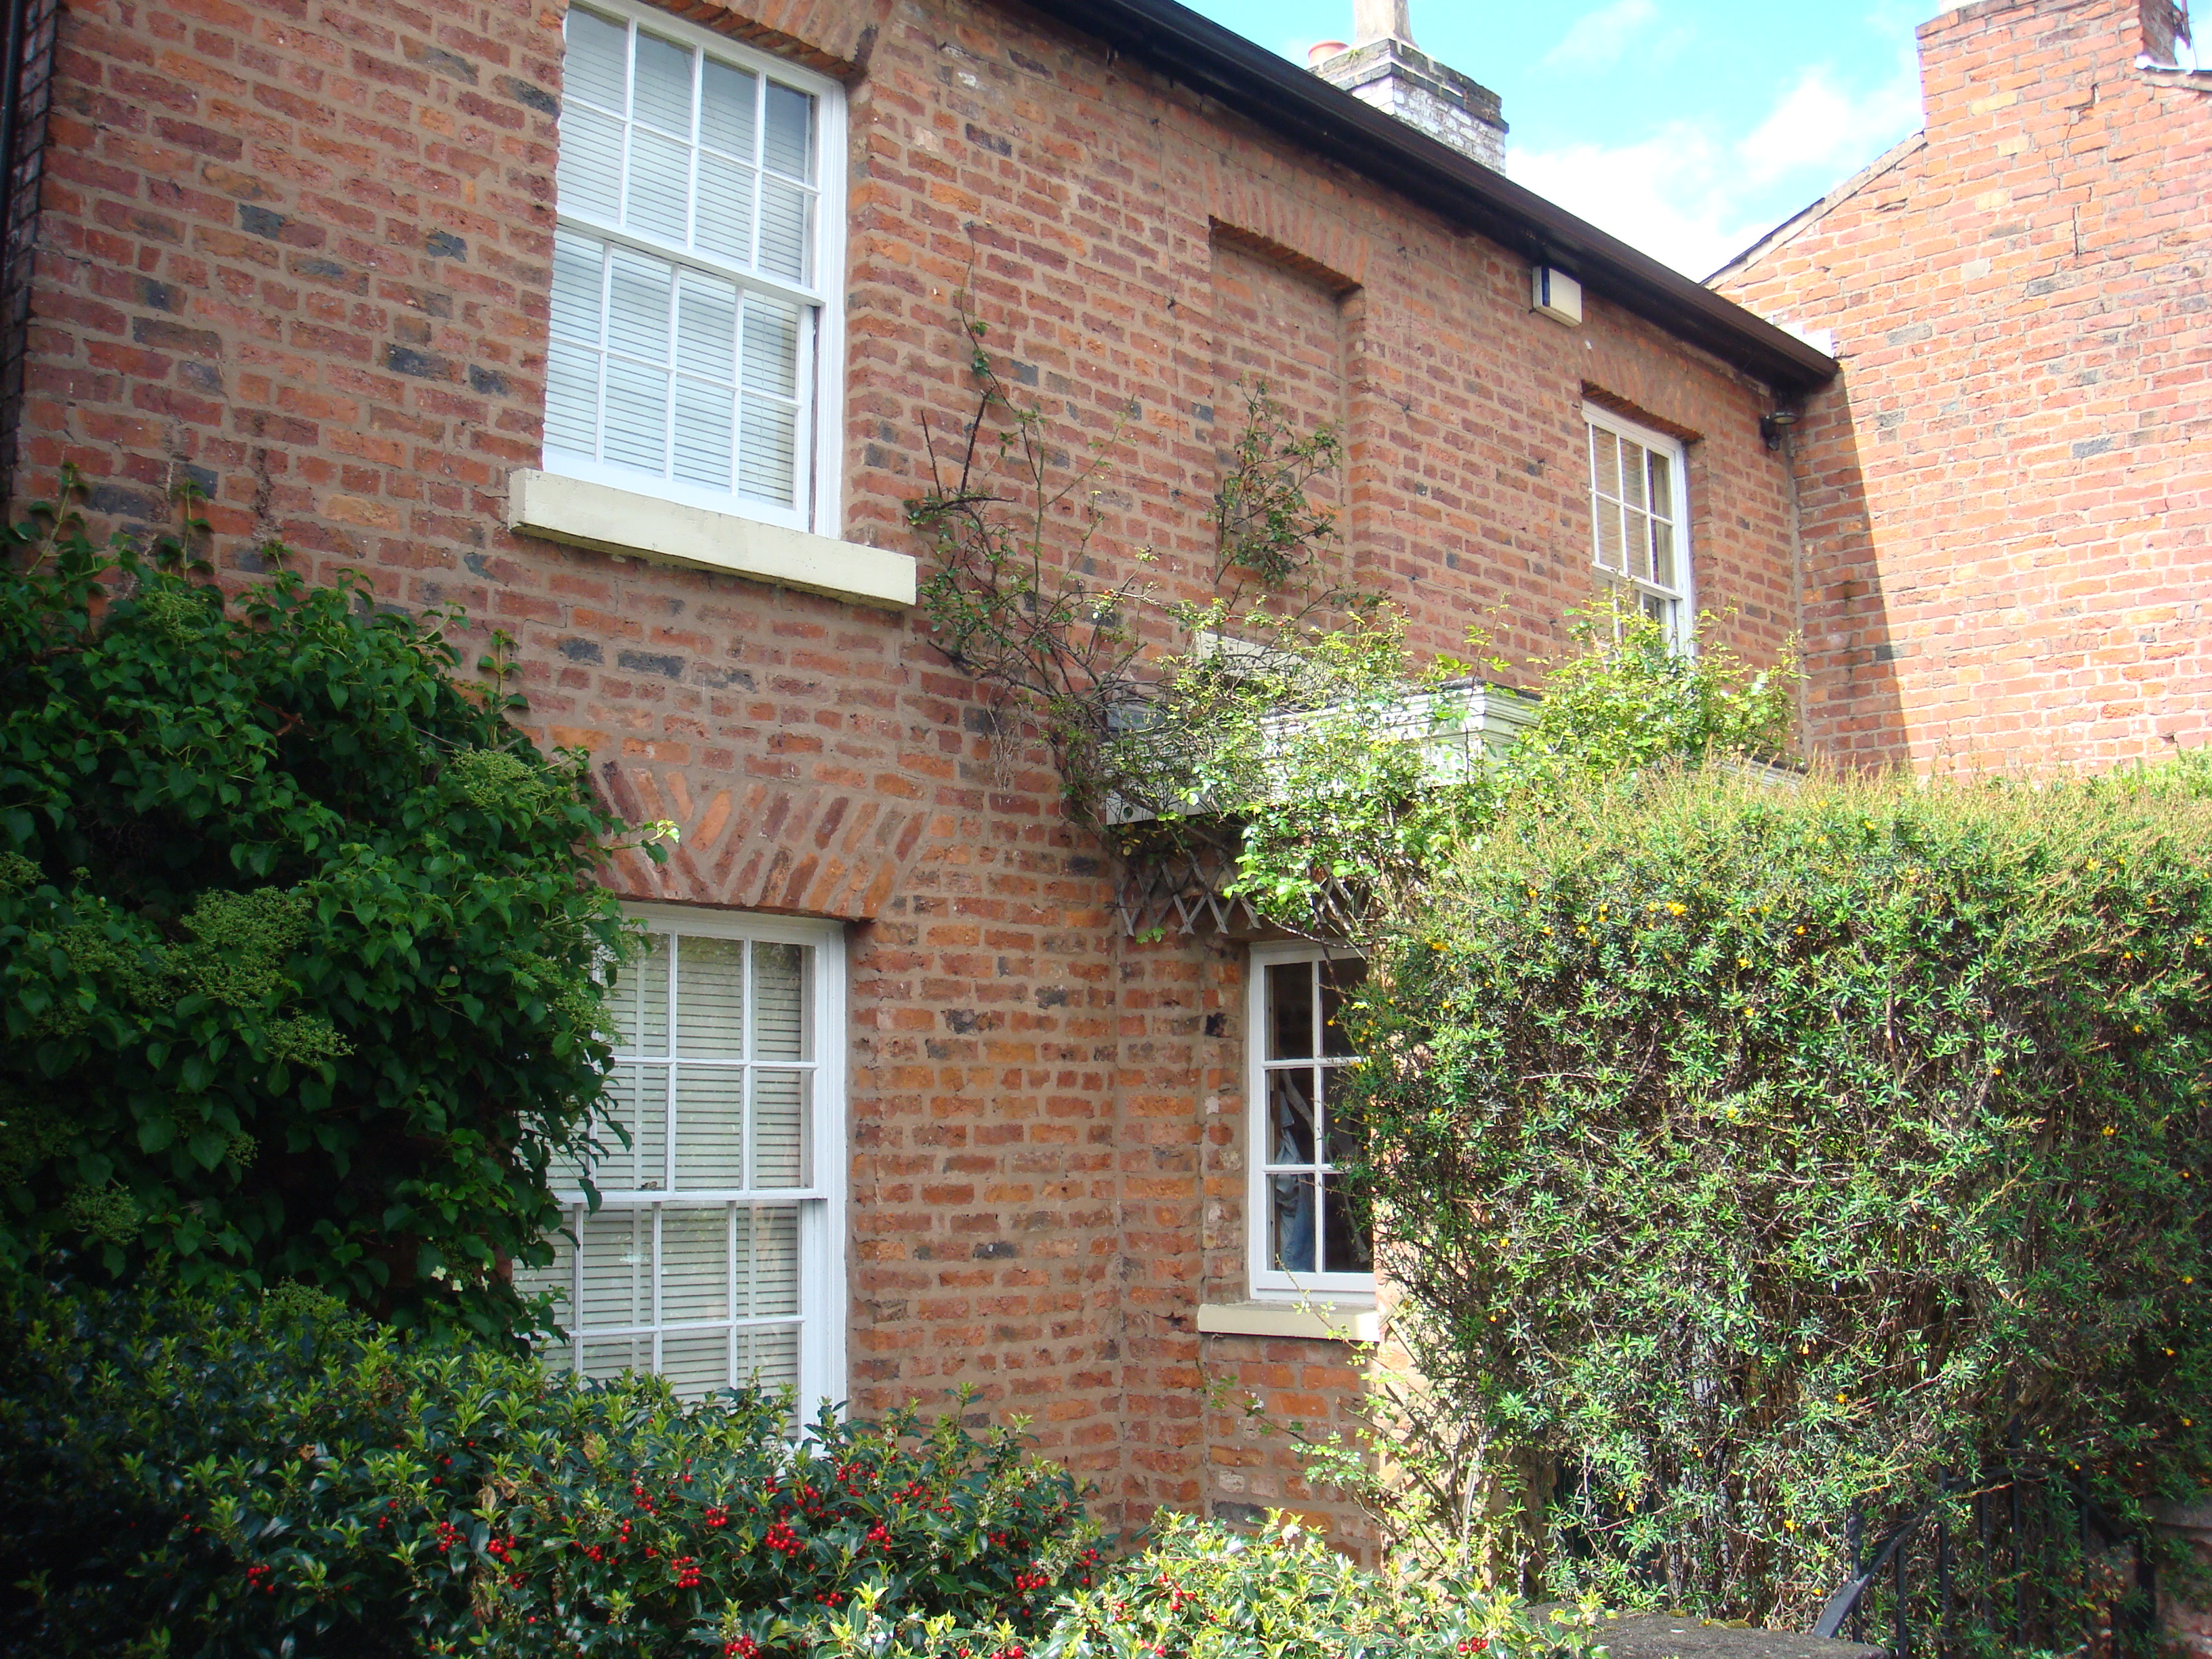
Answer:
[1311, 1, 1507, 171]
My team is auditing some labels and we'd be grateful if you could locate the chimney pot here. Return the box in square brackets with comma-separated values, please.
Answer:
[1308, 39, 1349, 67]
[1353, 0, 1414, 45]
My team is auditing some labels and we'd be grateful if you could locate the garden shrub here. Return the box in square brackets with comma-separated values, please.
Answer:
[1040, 1512, 1600, 1659]
[0, 487, 655, 1333]
[802, 1513, 1604, 1659]
[0, 1271, 1097, 1658]
[1345, 766, 2212, 1623]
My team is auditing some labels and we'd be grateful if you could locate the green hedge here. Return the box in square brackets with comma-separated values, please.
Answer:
[1348, 764, 2212, 1621]
[0, 1274, 1097, 1657]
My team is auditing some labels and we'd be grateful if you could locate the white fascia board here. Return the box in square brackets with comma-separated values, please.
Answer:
[507, 469, 916, 611]
[1197, 1300, 1380, 1343]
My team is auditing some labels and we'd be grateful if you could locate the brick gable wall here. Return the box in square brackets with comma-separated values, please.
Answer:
[1714, 0, 2212, 771]
[16, 0, 1801, 1548]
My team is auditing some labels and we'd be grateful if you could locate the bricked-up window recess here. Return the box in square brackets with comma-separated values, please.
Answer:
[517, 909, 846, 1406]
[0, 0, 56, 485]
[1250, 945, 1374, 1298]
[1586, 403, 1693, 650]
[548, 1, 846, 533]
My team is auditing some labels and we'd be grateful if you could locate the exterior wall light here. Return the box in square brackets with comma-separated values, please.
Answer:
[1759, 409, 1802, 451]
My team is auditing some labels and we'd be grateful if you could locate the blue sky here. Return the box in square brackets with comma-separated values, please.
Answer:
[1180, 0, 2203, 278]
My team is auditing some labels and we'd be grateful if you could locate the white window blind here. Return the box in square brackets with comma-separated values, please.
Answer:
[547, 3, 842, 530]
[517, 913, 844, 1405]
[1586, 405, 1692, 647]
[1249, 946, 1374, 1298]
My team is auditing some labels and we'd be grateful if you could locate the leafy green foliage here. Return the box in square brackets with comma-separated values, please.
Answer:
[1342, 767, 2212, 1621]
[0, 1272, 1099, 1658]
[806, 1513, 1603, 1659]
[1110, 605, 1797, 935]
[1039, 1512, 1600, 1659]
[0, 489, 653, 1333]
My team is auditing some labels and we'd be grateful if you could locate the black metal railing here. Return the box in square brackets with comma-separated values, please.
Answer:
[1811, 1459, 2154, 1659]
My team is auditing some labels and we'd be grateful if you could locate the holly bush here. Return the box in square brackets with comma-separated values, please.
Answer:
[0, 487, 652, 1332]
[1345, 764, 2212, 1622]
[0, 1271, 1099, 1657]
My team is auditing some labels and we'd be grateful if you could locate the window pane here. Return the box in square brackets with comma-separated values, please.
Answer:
[676, 935, 744, 1056]
[608, 933, 670, 1055]
[1270, 1174, 1316, 1272]
[674, 1067, 745, 1188]
[1619, 437, 1648, 510]
[1652, 520, 1676, 590]
[590, 1061, 666, 1191]
[750, 1070, 808, 1187]
[662, 1330, 731, 1397]
[1624, 508, 1651, 581]
[1322, 1072, 1363, 1167]
[674, 378, 735, 491]
[606, 250, 671, 360]
[633, 35, 694, 138]
[763, 81, 814, 180]
[1590, 426, 1619, 501]
[1266, 961, 1314, 1060]
[578, 1207, 655, 1328]
[740, 295, 799, 396]
[1594, 497, 1624, 572]
[551, 230, 606, 344]
[603, 362, 667, 468]
[1319, 960, 1364, 1058]
[738, 396, 797, 506]
[675, 269, 737, 378]
[546, 344, 600, 460]
[1647, 449, 1674, 520]
[756, 176, 808, 281]
[1267, 1067, 1317, 1166]
[737, 1323, 800, 1394]
[1322, 1179, 1374, 1274]
[660, 1206, 729, 1322]
[564, 8, 628, 112]
[581, 1336, 652, 1378]
[624, 126, 692, 243]
[694, 153, 756, 264]
[742, 1204, 800, 1315]
[556, 104, 624, 222]
[701, 58, 758, 156]
[752, 941, 806, 1059]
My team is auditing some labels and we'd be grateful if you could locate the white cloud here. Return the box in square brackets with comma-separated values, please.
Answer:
[1507, 53, 1923, 279]
[1540, 0, 1662, 73]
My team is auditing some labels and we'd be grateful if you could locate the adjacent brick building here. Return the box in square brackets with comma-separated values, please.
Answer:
[7, 0, 1826, 1547]
[1713, 0, 2212, 771]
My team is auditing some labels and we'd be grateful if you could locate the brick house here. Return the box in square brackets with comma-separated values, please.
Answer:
[1712, 0, 2212, 773]
[0, 0, 1828, 1548]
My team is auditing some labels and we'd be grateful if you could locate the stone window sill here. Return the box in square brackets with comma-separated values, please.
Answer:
[1196, 1300, 1380, 1343]
[506, 469, 916, 611]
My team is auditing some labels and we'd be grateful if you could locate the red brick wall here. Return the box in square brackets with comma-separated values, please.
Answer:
[1713, 0, 2212, 771]
[14, 0, 1802, 1545]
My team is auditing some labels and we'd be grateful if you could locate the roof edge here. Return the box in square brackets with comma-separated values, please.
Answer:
[1016, 0, 1839, 394]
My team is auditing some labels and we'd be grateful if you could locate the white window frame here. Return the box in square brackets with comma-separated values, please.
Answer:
[1248, 941, 1374, 1304]
[548, 0, 847, 537]
[537, 905, 847, 1411]
[1584, 401, 1695, 651]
